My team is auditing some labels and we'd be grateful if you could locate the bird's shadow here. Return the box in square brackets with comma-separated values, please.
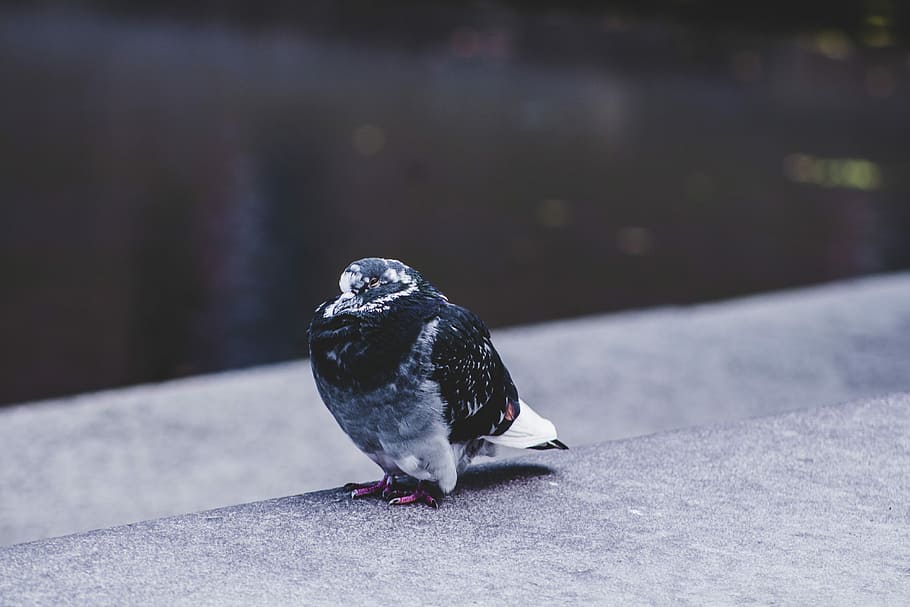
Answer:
[334, 461, 555, 503]
[453, 461, 554, 494]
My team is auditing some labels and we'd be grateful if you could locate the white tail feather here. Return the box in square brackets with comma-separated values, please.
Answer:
[484, 399, 559, 449]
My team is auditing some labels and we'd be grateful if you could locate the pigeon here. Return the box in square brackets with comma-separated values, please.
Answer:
[308, 257, 567, 508]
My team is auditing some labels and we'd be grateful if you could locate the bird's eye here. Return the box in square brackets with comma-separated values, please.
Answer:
[368, 277, 380, 288]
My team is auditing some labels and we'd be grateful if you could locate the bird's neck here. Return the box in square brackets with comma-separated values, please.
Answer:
[309, 303, 433, 391]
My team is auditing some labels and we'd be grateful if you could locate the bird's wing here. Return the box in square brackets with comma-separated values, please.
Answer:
[430, 304, 519, 443]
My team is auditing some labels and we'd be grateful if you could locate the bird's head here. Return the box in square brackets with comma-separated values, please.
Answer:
[320, 257, 440, 319]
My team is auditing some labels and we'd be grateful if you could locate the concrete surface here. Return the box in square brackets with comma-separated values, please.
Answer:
[1, 273, 909, 546]
[2, 394, 908, 605]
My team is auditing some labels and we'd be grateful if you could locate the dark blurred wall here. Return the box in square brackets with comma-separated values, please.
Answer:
[1, 2, 908, 405]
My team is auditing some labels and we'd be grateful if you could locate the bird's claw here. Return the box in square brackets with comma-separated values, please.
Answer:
[345, 477, 440, 508]
[349, 486, 376, 499]
[387, 483, 439, 509]
[345, 475, 395, 499]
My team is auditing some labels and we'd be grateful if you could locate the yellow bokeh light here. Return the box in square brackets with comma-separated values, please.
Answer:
[812, 31, 852, 60]
[616, 227, 654, 256]
[352, 125, 386, 157]
[536, 199, 572, 228]
[783, 153, 883, 191]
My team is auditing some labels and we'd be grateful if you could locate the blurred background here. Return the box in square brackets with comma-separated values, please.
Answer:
[2, 0, 909, 407]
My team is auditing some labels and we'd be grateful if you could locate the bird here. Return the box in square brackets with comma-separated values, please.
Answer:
[307, 257, 567, 508]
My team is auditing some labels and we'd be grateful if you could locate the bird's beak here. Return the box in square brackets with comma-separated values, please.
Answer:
[339, 270, 358, 294]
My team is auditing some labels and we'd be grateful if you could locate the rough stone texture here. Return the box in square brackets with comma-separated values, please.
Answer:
[1, 273, 909, 546]
[2, 395, 908, 606]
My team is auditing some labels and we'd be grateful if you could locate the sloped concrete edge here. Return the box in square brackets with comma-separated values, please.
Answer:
[2, 394, 909, 606]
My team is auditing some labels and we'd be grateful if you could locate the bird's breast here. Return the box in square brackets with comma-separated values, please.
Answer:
[309, 312, 425, 390]
[314, 367, 445, 454]
[310, 335, 398, 392]
[309, 316, 445, 452]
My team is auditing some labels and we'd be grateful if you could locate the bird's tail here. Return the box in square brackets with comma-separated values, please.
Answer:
[527, 439, 569, 450]
[484, 399, 568, 450]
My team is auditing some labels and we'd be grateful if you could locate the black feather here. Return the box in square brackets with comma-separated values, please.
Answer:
[308, 287, 442, 392]
[527, 439, 569, 451]
[430, 305, 519, 443]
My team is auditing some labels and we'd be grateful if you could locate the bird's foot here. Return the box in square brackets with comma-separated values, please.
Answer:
[344, 475, 399, 499]
[387, 482, 439, 509]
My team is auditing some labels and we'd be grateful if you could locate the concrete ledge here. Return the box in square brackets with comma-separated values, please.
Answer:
[2, 273, 909, 546]
[2, 395, 909, 605]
